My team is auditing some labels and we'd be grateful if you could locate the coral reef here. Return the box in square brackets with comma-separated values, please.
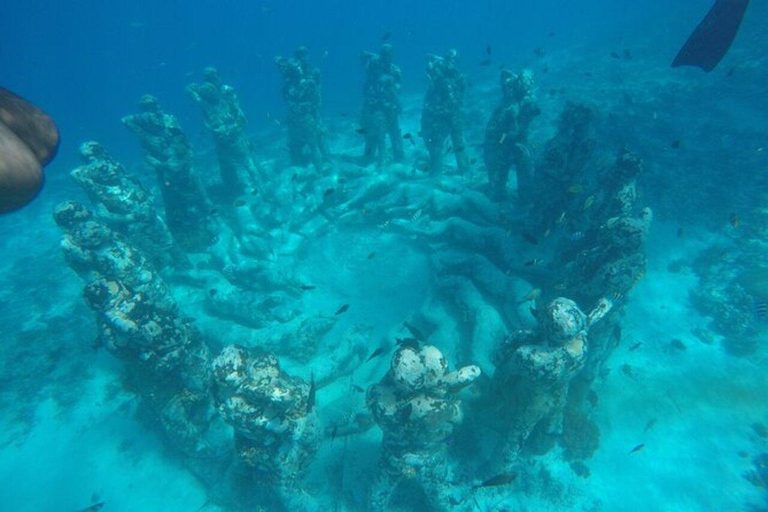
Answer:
[360, 44, 404, 164]
[483, 69, 541, 202]
[366, 344, 480, 511]
[122, 94, 214, 251]
[275, 46, 330, 170]
[421, 49, 468, 174]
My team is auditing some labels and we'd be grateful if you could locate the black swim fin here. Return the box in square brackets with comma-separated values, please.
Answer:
[672, 0, 751, 72]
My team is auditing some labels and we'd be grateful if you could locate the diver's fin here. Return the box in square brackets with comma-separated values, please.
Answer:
[672, 0, 751, 72]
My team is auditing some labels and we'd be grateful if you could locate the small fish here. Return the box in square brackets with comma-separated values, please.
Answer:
[613, 324, 622, 343]
[583, 195, 595, 210]
[299, 285, 316, 291]
[729, 213, 740, 228]
[533, 47, 546, 57]
[209, 288, 218, 297]
[233, 199, 246, 207]
[330, 424, 339, 441]
[351, 384, 364, 393]
[473, 471, 518, 489]
[479, 58, 492, 67]
[323, 188, 336, 198]
[367, 251, 377, 260]
[403, 321, 427, 341]
[628, 341, 642, 351]
[629, 443, 645, 454]
[486, 43, 492, 56]
[676, 226, 685, 238]
[610, 51, 621, 59]
[524, 258, 543, 267]
[381, 31, 393, 41]
[568, 184, 584, 195]
[367, 346, 386, 362]
[518, 288, 541, 304]
[521, 232, 539, 245]
[584, 71, 593, 77]
[569, 231, 585, 242]
[643, 418, 657, 433]
[251, 188, 259, 196]
[623, 48, 633, 59]
[335, 304, 350, 316]
[670, 338, 687, 351]
[78, 503, 105, 512]
[556, 211, 566, 225]
[755, 300, 768, 320]
[355, 128, 367, 135]
[587, 389, 599, 408]
[498, 133, 507, 145]
[307, 373, 316, 411]
[410, 208, 422, 222]
[403, 132, 413, 140]
[469, 158, 477, 165]
[670, 139, 681, 149]
[726, 66, 736, 77]
[396, 337, 420, 350]
[209, 208, 219, 215]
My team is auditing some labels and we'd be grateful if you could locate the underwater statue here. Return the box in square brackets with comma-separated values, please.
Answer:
[122, 94, 214, 252]
[360, 44, 405, 164]
[366, 344, 481, 511]
[275, 46, 330, 171]
[490, 297, 612, 467]
[70, 141, 177, 268]
[0, 87, 59, 213]
[212, 345, 321, 510]
[82, 277, 231, 472]
[186, 67, 256, 197]
[483, 69, 541, 203]
[420, 49, 469, 174]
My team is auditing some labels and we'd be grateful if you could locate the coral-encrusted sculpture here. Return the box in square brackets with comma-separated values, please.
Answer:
[275, 46, 330, 171]
[212, 345, 321, 508]
[53, 201, 176, 313]
[491, 297, 612, 466]
[366, 344, 480, 511]
[483, 69, 541, 202]
[122, 94, 213, 251]
[360, 44, 404, 164]
[70, 141, 175, 268]
[421, 49, 468, 174]
[186, 67, 256, 196]
[82, 278, 228, 462]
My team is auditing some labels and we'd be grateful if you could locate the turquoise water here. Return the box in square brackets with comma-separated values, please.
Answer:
[1, 1, 767, 511]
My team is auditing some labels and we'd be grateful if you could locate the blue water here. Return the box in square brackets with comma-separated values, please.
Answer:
[1, 1, 767, 511]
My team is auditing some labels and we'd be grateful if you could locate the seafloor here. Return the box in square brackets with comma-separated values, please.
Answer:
[1, 15, 767, 512]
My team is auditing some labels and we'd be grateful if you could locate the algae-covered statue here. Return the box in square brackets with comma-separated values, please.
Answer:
[360, 44, 404, 165]
[483, 70, 540, 202]
[367, 344, 480, 511]
[421, 49, 469, 174]
[491, 297, 612, 467]
[275, 46, 330, 171]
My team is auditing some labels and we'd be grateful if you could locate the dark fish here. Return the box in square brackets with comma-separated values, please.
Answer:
[672, 0, 750, 72]
[587, 390, 599, 408]
[366, 346, 386, 362]
[299, 285, 316, 291]
[403, 132, 413, 140]
[307, 373, 316, 411]
[548, 31, 556, 37]
[209, 288, 218, 297]
[381, 31, 393, 41]
[251, 187, 259, 196]
[676, 226, 685, 238]
[613, 324, 622, 343]
[671, 139, 681, 149]
[351, 384, 364, 393]
[623, 48, 633, 59]
[473, 472, 518, 489]
[209, 208, 219, 215]
[533, 47, 546, 57]
[755, 300, 768, 320]
[330, 424, 338, 441]
[670, 338, 687, 351]
[396, 337, 420, 350]
[610, 51, 622, 59]
[355, 128, 367, 135]
[524, 258, 543, 267]
[335, 304, 350, 316]
[323, 188, 335, 198]
[486, 43, 492, 56]
[726, 66, 737, 77]
[629, 341, 643, 351]
[78, 503, 105, 512]
[367, 251, 376, 260]
[479, 58, 492, 67]
[521, 232, 539, 245]
[643, 418, 658, 433]
[469, 158, 477, 165]
[394, 402, 413, 422]
[403, 321, 427, 341]
[234, 199, 246, 207]
[629, 443, 645, 454]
